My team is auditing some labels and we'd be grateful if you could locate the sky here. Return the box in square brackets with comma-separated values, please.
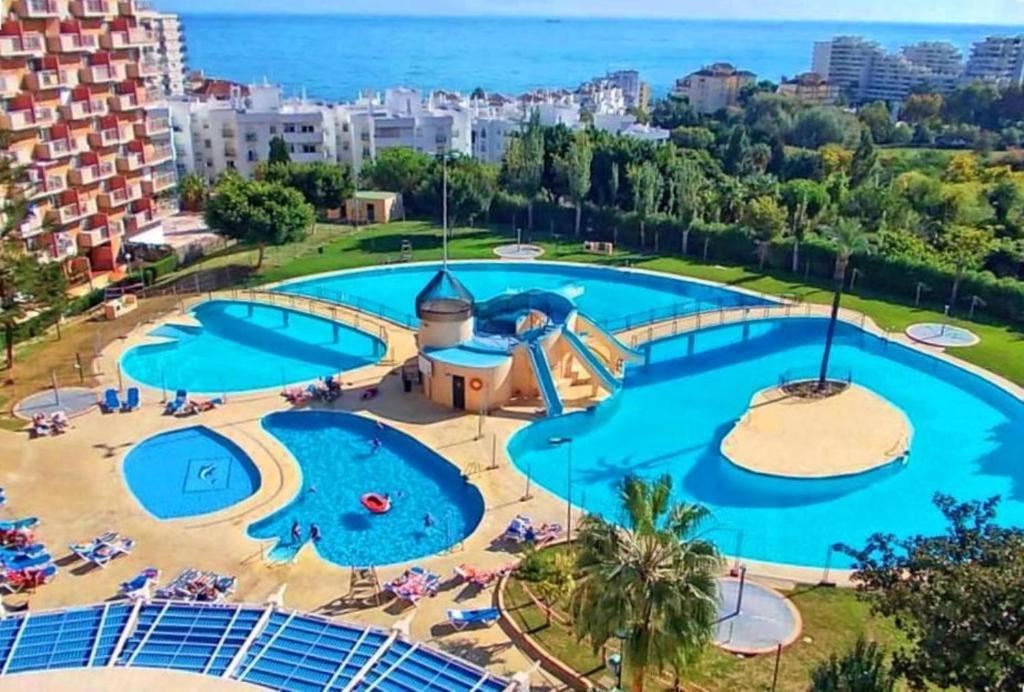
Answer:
[162, 0, 1024, 25]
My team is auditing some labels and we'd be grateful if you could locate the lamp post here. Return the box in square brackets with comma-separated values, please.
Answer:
[548, 437, 573, 543]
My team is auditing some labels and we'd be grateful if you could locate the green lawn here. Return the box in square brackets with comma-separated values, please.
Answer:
[157, 219, 1024, 387]
[504, 573, 907, 691]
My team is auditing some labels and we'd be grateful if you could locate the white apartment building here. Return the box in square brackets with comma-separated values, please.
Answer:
[140, 12, 187, 96]
[673, 63, 756, 114]
[966, 35, 1024, 87]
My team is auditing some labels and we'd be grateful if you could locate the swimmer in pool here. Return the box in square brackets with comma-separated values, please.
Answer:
[309, 485, 317, 494]
[310, 523, 322, 542]
[370, 438, 382, 453]
[290, 520, 302, 543]
[423, 513, 434, 529]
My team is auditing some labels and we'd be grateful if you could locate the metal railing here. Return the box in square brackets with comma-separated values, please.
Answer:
[290, 286, 418, 329]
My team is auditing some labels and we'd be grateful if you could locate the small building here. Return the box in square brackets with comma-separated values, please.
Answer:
[343, 191, 404, 224]
[674, 63, 756, 114]
[778, 73, 840, 106]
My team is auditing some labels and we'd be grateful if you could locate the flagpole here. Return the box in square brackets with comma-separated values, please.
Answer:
[442, 151, 448, 269]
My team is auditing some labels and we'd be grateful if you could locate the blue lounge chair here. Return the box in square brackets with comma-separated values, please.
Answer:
[0, 517, 39, 532]
[446, 607, 501, 630]
[121, 567, 160, 599]
[122, 387, 140, 412]
[164, 390, 187, 415]
[1, 551, 53, 570]
[0, 543, 46, 559]
[101, 388, 120, 413]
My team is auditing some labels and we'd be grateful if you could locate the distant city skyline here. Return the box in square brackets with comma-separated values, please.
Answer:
[162, 0, 1024, 26]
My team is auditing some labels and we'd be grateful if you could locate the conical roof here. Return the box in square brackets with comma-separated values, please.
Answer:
[415, 268, 474, 321]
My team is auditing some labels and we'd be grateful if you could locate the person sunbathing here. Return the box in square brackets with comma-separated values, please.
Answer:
[361, 386, 379, 400]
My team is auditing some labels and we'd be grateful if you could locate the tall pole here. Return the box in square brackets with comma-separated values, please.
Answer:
[442, 152, 448, 269]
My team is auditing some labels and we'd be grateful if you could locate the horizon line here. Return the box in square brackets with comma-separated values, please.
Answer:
[169, 11, 1024, 28]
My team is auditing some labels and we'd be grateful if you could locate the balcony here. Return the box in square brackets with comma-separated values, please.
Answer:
[134, 116, 169, 137]
[102, 27, 156, 50]
[118, 0, 146, 15]
[0, 74, 20, 98]
[63, 97, 108, 120]
[89, 127, 131, 148]
[69, 160, 116, 185]
[15, 213, 46, 240]
[0, 106, 56, 132]
[122, 207, 158, 236]
[224, 143, 238, 157]
[53, 198, 98, 225]
[27, 173, 67, 200]
[80, 63, 122, 84]
[127, 60, 159, 79]
[26, 69, 77, 92]
[34, 138, 80, 160]
[116, 151, 144, 172]
[70, 0, 113, 17]
[17, 0, 60, 18]
[0, 33, 45, 59]
[98, 185, 140, 210]
[142, 170, 176, 195]
[77, 223, 119, 248]
[109, 90, 145, 112]
[146, 144, 174, 165]
[49, 32, 100, 53]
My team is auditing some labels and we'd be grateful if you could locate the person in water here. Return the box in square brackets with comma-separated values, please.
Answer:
[423, 513, 434, 529]
[370, 438, 382, 453]
[310, 523, 322, 542]
[290, 520, 302, 543]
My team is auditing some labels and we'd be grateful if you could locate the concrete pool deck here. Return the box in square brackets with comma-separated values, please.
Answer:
[721, 384, 912, 479]
[4, 274, 1023, 688]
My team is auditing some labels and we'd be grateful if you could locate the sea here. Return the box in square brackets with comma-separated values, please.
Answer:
[181, 14, 1015, 100]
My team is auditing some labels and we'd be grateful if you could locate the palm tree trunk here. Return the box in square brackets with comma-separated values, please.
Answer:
[574, 202, 582, 236]
[791, 238, 800, 273]
[527, 200, 534, 231]
[639, 221, 646, 249]
[5, 324, 14, 371]
[949, 270, 963, 309]
[631, 664, 646, 692]
[255, 244, 266, 270]
[682, 226, 690, 256]
[817, 260, 846, 391]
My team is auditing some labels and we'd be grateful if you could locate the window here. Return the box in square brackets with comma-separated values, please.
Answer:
[300, 124, 314, 133]
[341, 123, 350, 133]
[361, 147, 371, 158]
[287, 144, 295, 153]
[302, 144, 316, 153]
[227, 160, 236, 169]
[283, 124, 296, 133]
[247, 150, 258, 162]
[244, 132, 257, 142]
[269, 126, 277, 134]
[204, 139, 212, 149]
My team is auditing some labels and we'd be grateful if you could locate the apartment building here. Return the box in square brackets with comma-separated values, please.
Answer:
[966, 35, 1024, 87]
[673, 63, 756, 114]
[139, 10, 185, 96]
[778, 72, 840, 105]
[2, 0, 176, 281]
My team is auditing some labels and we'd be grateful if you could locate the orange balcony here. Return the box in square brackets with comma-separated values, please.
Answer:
[97, 185, 140, 210]
[77, 223, 121, 248]
[49, 32, 100, 53]
[52, 198, 98, 225]
[142, 170, 176, 195]
[0, 32, 45, 58]
[118, 0, 144, 15]
[145, 144, 174, 166]
[26, 69, 78, 91]
[16, 0, 60, 18]
[34, 137, 80, 160]
[0, 105, 56, 131]
[134, 116, 169, 137]
[116, 151, 145, 172]
[69, 160, 116, 185]
[101, 27, 156, 50]
[127, 60, 160, 79]
[14, 211, 47, 240]
[0, 74, 20, 98]
[63, 97, 108, 120]
[122, 207, 159, 236]
[109, 89, 146, 112]
[89, 127, 131, 147]
[26, 171, 67, 200]
[79, 63, 123, 84]
[70, 0, 114, 17]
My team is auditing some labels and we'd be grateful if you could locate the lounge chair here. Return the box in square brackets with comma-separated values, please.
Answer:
[0, 543, 46, 559]
[500, 515, 533, 543]
[0, 529, 36, 550]
[0, 518, 39, 532]
[526, 523, 563, 546]
[1, 564, 57, 593]
[70, 534, 133, 568]
[454, 563, 516, 588]
[122, 387, 140, 412]
[164, 390, 187, 415]
[0, 551, 53, 571]
[101, 388, 120, 413]
[50, 411, 68, 433]
[121, 567, 160, 600]
[446, 607, 501, 630]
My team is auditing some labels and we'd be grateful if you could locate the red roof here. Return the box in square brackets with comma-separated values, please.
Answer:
[190, 78, 249, 101]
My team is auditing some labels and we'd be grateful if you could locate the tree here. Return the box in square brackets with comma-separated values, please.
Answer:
[938, 226, 994, 308]
[742, 195, 786, 268]
[268, 135, 290, 165]
[260, 161, 354, 212]
[359, 147, 432, 209]
[519, 547, 575, 626]
[723, 125, 751, 176]
[441, 155, 498, 228]
[850, 129, 877, 186]
[627, 161, 662, 248]
[858, 101, 894, 144]
[817, 218, 869, 391]
[571, 475, 722, 692]
[650, 95, 698, 130]
[665, 157, 706, 254]
[470, 86, 486, 100]
[178, 173, 208, 212]
[204, 177, 314, 269]
[901, 93, 943, 125]
[809, 638, 895, 692]
[841, 494, 1024, 690]
[560, 131, 593, 236]
[790, 107, 848, 149]
[987, 178, 1022, 231]
[670, 126, 715, 150]
[781, 179, 830, 271]
[502, 110, 544, 229]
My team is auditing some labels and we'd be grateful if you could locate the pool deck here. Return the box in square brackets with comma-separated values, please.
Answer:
[4, 276, 1023, 689]
[721, 384, 912, 479]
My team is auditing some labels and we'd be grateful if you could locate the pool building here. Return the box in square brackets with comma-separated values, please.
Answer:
[414, 267, 640, 415]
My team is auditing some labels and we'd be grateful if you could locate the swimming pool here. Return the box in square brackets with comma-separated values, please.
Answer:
[123, 426, 262, 520]
[276, 261, 773, 329]
[508, 318, 1024, 569]
[121, 300, 385, 394]
[248, 411, 485, 567]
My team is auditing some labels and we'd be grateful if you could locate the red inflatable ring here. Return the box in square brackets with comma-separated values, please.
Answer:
[469, 378, 484, 391]
[361, 493, 391, 514]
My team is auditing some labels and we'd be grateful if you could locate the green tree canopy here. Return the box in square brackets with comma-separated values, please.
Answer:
[268, 135, 290, 165]
[359, 147, 433, 210]
[790, 107, 849, 149]
[258, 161, 354, 211]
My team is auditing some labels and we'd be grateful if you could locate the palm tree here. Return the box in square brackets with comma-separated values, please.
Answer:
[178, 173, 208, 212]
[817, 218, 870, 391]
[570, 475, 721, 692]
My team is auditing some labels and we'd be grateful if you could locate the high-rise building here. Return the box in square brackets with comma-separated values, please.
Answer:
[140, 11, 186, 96]
[966, 35, 1024, 87]
[673, 63, 756, 114]
[2, 0, 176, 284]
[778, 72, 840, 105]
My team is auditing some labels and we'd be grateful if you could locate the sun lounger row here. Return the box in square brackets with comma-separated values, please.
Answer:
[0, 523, 57, 593]
[446, 607, 501, 630]
[501, 515, 563, 546]
[164, 390, 224, 416]
[282, 375, 344, 405]
[0, 517, 39, 549]
[453, 562, 517, 589]
[120, 567, 161, 600]
[102, 388, 140, 413]
[155, 569, 237, 602]
[31, 411, 68, 438]
[69, 532, 134, 569]
[383, 566, 441, 605]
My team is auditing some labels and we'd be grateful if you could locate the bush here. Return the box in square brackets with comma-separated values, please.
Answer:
[141, 253, 179, 286]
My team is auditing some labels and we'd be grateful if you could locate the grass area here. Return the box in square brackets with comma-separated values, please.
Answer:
[504, 572, 907, 692]
[155, 219, 1024, 386]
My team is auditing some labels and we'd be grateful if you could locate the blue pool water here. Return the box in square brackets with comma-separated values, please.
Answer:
[249, 411, 485, 567]
[508, 318, 1024, 568]
[121, 300, 385, 394]
[277, 261, 772, 329]
[123, 426, 261, 520]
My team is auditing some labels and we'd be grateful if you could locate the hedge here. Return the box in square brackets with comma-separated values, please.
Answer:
[141, 253, 179, 286]
[0, 288, 105, 351]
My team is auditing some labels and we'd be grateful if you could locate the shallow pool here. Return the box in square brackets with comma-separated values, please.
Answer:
[121, 300, 385, 394]
[508, 318, 1024, 568]
[276, 261, 772, 329]
[249, 411, 485, 567]
[124, 426, 261, 520]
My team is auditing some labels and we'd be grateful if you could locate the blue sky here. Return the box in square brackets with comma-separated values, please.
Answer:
[162, 0, 1024, 24]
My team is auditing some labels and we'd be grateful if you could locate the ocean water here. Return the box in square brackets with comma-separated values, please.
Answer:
[182, 15, 1010, 100]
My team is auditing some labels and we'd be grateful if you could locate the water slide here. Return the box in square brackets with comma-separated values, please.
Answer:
[576, 314, 643, 362]
[562, 328, 621, 393]
[526, 342, 564, 417]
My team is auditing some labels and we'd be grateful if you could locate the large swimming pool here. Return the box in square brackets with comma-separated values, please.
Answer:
[276, 261, 772, 329]
[508, 318, 1024, 568]
[248, 411, 485, 567]
[121, 300, 385, 394]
